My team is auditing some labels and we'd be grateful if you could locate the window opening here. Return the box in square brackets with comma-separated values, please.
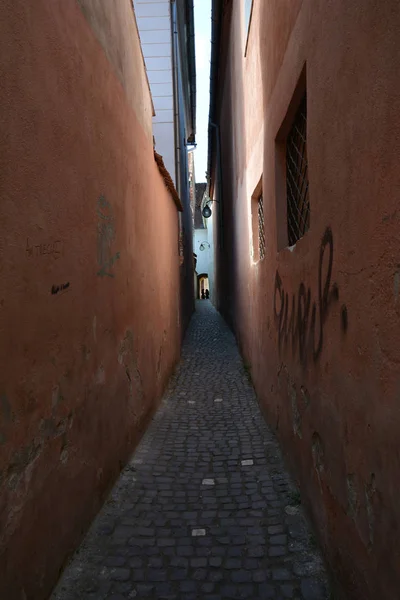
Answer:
[251, 179, 265, 262]
[257, 195, 265, 260]
[286, 94, 309, 246]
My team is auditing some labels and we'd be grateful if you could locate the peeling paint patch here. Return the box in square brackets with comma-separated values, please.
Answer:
[300, 386, 311, 407]
[96, 195, 120, 278]
[81, 344, 91, 361]
[157, 330, 167, 379]
[94, 365, 105, 385]
[346, 473, 359, 519]
[60, 447, 69, 464]
[118, 330, 144, 420]
[311, 432, 324, 475]
[290, 383, 302, 439]
[93, 315, 97, 342]
[365, 473, 376, 548]
[0, 393, 11, 421]
[52, 386, 61, 408]
[394, 270, 400, 303]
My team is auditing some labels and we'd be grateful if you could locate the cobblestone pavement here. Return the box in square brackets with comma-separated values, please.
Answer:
[52, 301, 331, 600]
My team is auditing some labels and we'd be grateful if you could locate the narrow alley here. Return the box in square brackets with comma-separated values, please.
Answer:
[52, 302, 330, 600]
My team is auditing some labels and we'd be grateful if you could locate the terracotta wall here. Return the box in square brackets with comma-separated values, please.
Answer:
[0, 1, 182, 598]
[213, 1, 400, 598]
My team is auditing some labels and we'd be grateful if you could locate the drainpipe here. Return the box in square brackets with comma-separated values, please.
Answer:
[171, 0, 181, 198]
[186, 0, 197, 142]
[209, 121, 223, 248]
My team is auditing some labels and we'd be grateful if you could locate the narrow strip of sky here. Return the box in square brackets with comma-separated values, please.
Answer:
[193, 0, 211, 184]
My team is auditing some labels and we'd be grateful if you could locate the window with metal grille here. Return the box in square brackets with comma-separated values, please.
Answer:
[257, 195, 265, 260]
[251, 180, 265, 262]
[286, 94, 310, 246]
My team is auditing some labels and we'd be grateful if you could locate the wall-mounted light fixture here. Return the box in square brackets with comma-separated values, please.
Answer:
[202, 199, 219, 219]
[199, 242, 210, 251]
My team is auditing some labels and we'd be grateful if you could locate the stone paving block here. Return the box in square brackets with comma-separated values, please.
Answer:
[51, 302, 331, 600]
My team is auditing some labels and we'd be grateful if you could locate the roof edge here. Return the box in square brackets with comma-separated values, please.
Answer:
[206, 0, 223, 196]
[154, 150, 183, 211]
[186, 0, 197, 142]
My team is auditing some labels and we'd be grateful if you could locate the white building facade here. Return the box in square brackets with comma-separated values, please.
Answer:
[193, 183, 215, 301]
[134, 0, 197, 328]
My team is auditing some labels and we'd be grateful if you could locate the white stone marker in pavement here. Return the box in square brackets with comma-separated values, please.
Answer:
[192, 529, 206, 537]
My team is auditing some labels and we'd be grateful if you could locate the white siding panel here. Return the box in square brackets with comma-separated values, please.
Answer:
[153, 95, 174, 111]
[136, 16, 170, 31]
[139, 29, 171, 45]
[134, 2, 170, 18]
[153, 122, 176, 184]
[148, 70, 173, 85]
[145, 56, 172, 71]
[150, 82, 173, 97]
[142, 43, 171, 58]
[153, 109, 174, 124]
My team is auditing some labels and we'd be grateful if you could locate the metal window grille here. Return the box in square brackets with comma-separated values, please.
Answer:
[286, 94, 310, 246]
[258, 194, 265, 260]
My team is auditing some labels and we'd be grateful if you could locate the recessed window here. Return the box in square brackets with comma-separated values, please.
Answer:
[251, 179, 265, 262]
[286, 94, 309, 246]
[257, 195, 265, 260]
[275, 67, 309, 250]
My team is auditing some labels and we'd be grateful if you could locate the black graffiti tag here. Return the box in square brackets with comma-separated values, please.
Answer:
[274, 227, 347, 364]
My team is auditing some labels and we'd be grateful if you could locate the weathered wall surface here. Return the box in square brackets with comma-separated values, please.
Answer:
[214, 1, 400, 598]
[0, 1, 182, 598]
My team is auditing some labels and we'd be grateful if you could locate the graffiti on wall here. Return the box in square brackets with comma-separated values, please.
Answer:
[26, 238, 63, 259]
[274, 227, 348, 364]
[96, 195, 120, 278]
[51, 282, 70, 296]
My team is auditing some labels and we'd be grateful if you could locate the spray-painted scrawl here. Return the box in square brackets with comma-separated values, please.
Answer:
[96, 195, 120, 278]
[274, 227, 348, 365]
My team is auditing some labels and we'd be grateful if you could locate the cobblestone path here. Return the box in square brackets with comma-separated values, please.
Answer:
[52, 301, 330, 600]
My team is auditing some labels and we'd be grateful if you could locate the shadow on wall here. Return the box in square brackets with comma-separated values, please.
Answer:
[214, 1, 247, 333]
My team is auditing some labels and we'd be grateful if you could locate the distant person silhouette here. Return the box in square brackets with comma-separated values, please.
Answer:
[205, 289, 210, 299]
[201, 290, 205, 300]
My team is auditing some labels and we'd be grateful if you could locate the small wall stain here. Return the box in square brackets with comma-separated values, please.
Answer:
[311, 432, 324, 475]
[60, 447, 69, 465]
[365, 472, 376, 549]
[96, 195, 120, 278]
[51, 386, 61, 408]
[93, 315, 97, 342]
[300, 385, 311, 408]
[341, 304, 348, 332]
[157, 330, 167, 379]
[0, 394, 11, 421]
[394, 270, 400, 304]
[118, 330, 143, 417]
[94, 365, 105, 385]
[346, 473, 359, 519]
[290, 383, 302, 439]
